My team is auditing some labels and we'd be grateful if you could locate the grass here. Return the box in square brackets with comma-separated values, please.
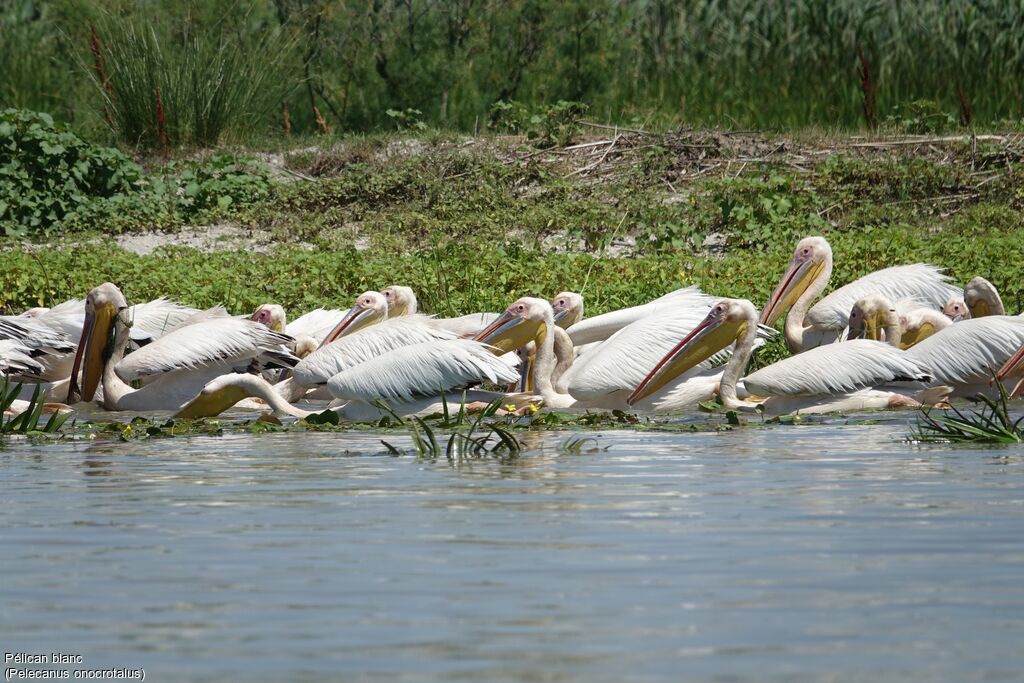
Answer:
[8, 1, 1024, 136]
[911, 383, 1024, 444]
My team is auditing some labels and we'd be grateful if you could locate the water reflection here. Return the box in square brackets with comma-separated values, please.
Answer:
[1, 417, 1023, 682]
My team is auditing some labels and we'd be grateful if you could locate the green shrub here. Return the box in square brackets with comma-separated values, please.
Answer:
[0, 108, 142, 235]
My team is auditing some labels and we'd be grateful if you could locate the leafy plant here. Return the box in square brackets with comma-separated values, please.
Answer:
[380, 397, 522, 459]
[1, 379, 74, 435]
[910, 383, 1024, 443]
[385, 108, 429, 132]
[884, 99, 959, 135]
[0, 108, 142, 234]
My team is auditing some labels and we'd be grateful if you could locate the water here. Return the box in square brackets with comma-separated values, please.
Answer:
[3, 417, 1024, 682]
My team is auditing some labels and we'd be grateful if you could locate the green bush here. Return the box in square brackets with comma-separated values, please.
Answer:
[0, 108, 142, 235]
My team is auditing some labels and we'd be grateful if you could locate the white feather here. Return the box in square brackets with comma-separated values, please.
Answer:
[431, 312, 500, 337]
[0, 340, 44, 377]
[904, 316, 1024, 388]
[809, 264, 959, 330]
[563, 305, 715, 400]
[292, 316, 457, 386]
[326, 338, 520, 402]
[128, 298, 201, 337]
[115, 317, 294, 381]
[285, 308, 347, 343]
[744, 339, 931, 397]
[567, 286, 717, 346]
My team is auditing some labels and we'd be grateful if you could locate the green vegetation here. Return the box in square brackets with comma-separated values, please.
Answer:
[2, 128, 1021, 358]
[911, 384, 1024, 444]
[1, 380, 73, 435]
[5, 0, 1024, 143]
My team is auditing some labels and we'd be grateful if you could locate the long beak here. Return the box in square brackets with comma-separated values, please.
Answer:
[320, 305, 376, 347]
[759, 257, 818, 326]
[552, 308, 568, 323]
[67, 303, 115, 403]
[627, 315, 743, 405]
[474, 311, 537, 354]
[996, 343, 1024, 386]
[970, 299, 991, 318]
[517, 347, 534, 392]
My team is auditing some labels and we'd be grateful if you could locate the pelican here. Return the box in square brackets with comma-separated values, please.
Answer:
[251, 304, 346, 357]
[903, 316, 1024, 398]
[630, 299, 945, 415]
[944, 276, 1006, 321]
[67, 283, 299, 412]
[761, 236, 960, 352]
[551, 292, 584, 329]
[848, 295, 951, 349]
[553, 286, 718, 347]
[380, 285, 498, 336]
[474, 297, 762, 411]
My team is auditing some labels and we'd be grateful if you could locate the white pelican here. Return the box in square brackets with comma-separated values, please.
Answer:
[847, 295, 951, 349]
[380, 285, 498, 336]
[629, 299, 945, 415]
[473, 296, 763, 411]
[553, 286, 718, 347]
[251, 304, 346, 357]
[903, 316, 1024, 398]
[176, 372, 530, 422]
[760, 236, 960, 352]
[551, 292, 584, 329]
[67, 283, 298, 411]
[944, 277, 1006, 320]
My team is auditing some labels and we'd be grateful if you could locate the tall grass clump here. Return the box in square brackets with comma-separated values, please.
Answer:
[88, 14, 289, 149]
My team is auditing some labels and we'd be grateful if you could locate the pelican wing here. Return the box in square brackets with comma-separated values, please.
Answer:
[0, 340, 44, 377]
[564, 307, 715, 400]
[292, 316, 457, 386]
[115, 317, 296, 382]
[285, 308, 347, 343]
[808, 264, 959, 330]
[567, 286, 716, 346]
[904, 316, 1024, 387]
[431, 312, 499, 337]
[30, 298, 85, 339]
[744, 339, 931, 397]
[129, 298, 201, 338]
[326, 339, 519, 402]
[0, 316, 74, 355]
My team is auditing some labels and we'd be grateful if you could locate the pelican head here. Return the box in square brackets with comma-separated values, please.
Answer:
[964, 276, 1004, 318]
[550, 292, 584, 329]
[944, 296, 970, 322]
[759, 236, 832, 326]
[996, 341, 1024, 398]
[380, 285, 418, 316]
[847, 294, 895, 341]
[322, 291, 388, 346]
[474, 297, 551, 354]
[628, 299, 756, 405]
[68, 282, 129, 403]
[251, 304, 286, 332]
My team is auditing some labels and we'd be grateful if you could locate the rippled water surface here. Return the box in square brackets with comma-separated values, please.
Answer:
[3, 417, 1024, 682]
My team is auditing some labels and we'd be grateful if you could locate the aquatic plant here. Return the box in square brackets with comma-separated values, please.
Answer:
[910, 383, 1024, 444]
[0, 379, 73, 435]
[380, 397, 522, 459]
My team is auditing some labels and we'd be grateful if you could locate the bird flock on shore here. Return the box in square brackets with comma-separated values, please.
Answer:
[3, 235, 1024, 424]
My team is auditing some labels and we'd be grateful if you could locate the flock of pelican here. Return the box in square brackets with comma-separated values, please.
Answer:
[3, 235, 1023, 423]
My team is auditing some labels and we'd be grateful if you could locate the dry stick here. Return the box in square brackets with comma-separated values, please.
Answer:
[563, 139, 617, 151]
[578, 121, 656, 137]
[565, 134, 621, 178]
[849, 135, 1008, 147]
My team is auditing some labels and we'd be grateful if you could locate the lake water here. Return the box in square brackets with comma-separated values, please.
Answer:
[3, 414, 1024, 682]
